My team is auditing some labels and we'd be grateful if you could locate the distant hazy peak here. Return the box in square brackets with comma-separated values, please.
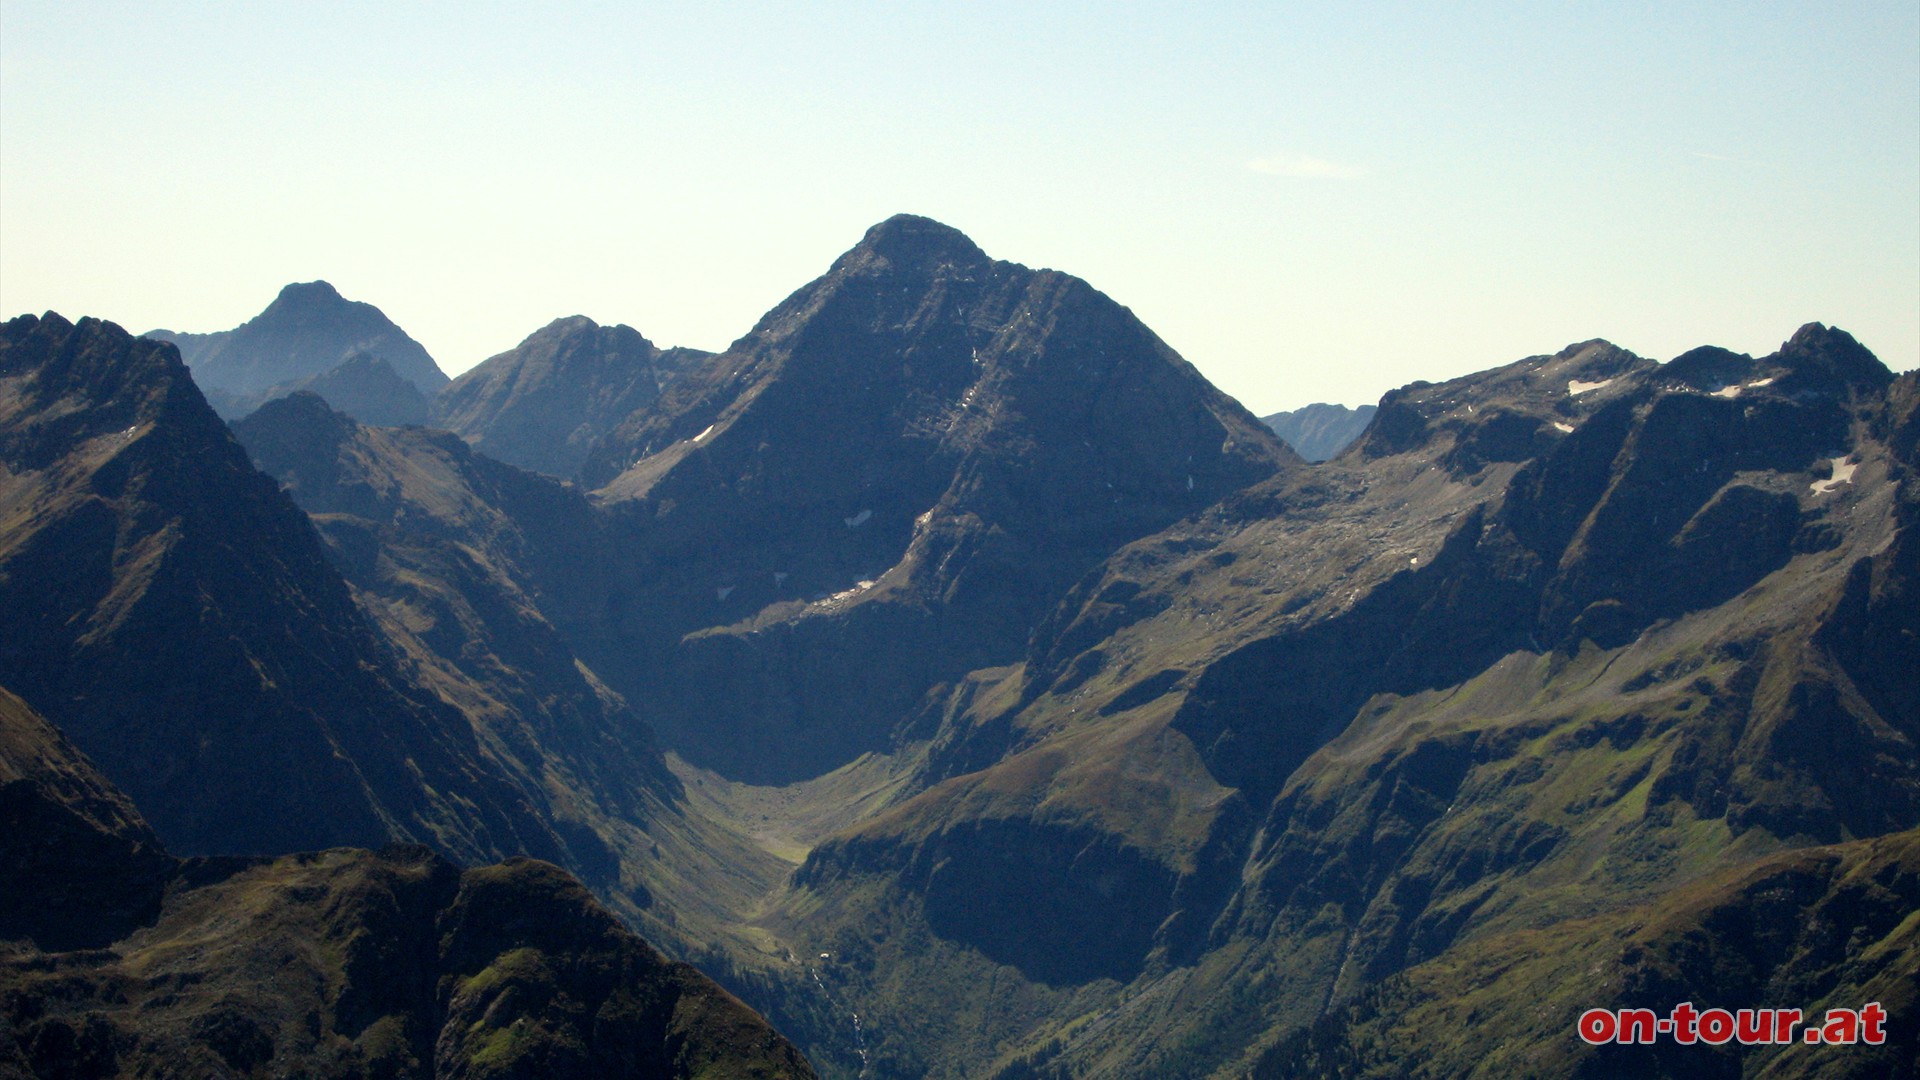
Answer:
[270, 279, 345, 304]
[521, 313, 655, 351]
[149, 280, 447, 410]
[1260, 402, 1379, 462]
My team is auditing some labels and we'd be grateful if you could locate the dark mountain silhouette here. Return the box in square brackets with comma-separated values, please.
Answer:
[1261, 401, 1377, 461]
[569, 214, 1294, 781]
[0, 685, 816, 1080]
[436, 315, 710, 479]
[150, 280, 446, 419]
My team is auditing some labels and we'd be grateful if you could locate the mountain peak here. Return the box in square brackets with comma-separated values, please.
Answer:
[270, 280, 345, 306]
[155, 280, 447, 409]
[1779, 321, 1893, 393]
[845, 214, 991, 275]
[435, 315, 700, 479]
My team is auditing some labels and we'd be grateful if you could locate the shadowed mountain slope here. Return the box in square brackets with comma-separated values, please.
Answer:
[228, 390, 805, 978]
[567, 214, 1296, 782]
[0, 313, 571, 861]
[150, 281, 446, 419]
[0, 684, 170, 953]
[436, 315, 710, 479]
[300, 349, 432, 426]
[0, 685, 817, 1080]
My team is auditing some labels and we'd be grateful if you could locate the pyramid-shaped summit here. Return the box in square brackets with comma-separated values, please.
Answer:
[148, 280, 447, 418]
[565, 214, 1296, 781]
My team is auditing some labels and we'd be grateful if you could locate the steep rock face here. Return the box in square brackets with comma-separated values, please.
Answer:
[436, 315, 709, 479]
[777, 327, 1918, 1076]
[1260, 402, 1378, 461]
[0, 690, 817, 1080]
[150, 280, 446, 417]
[0, 313, 557, 860]
[569, 214, 1295, 782]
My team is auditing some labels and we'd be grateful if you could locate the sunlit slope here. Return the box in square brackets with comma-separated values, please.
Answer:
[773, 327, 1916, 1076]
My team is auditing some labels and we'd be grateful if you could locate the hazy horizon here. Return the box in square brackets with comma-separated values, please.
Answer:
[3, 3, 1915, 414]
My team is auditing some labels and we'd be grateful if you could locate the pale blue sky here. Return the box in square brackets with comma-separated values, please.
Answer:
[3, 2, 1915, 412]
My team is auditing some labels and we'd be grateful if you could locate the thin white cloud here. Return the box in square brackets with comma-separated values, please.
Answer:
[1692, 150, 1768, 167]
[1248, 154, 1367, 179]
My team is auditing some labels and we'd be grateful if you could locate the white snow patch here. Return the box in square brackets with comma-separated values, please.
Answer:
[694, 424, 715, 442]
[1810, 457, 1858, 496]
[844, 509, 873, 528]
[716, 586, 735, 601]
[1553, 421, 1576, 434]
[1567, 377, 1615, 396]
[1712, 385, 1743, 399]
[1747, 377, 1775, 388]
[816, 579, 878, 606]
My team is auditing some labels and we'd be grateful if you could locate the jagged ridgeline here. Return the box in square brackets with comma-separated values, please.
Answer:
[4, 214, 1917, 1079]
